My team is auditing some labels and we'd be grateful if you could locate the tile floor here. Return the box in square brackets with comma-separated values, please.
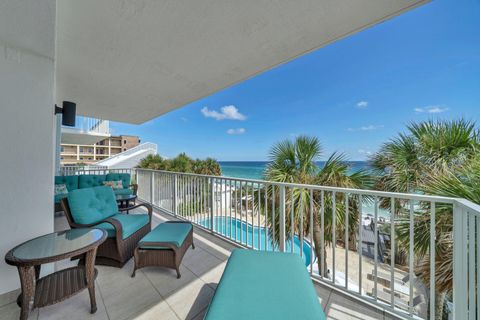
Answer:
[0, 208, 403, 320]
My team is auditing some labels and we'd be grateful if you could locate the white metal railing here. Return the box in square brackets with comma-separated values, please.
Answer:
[58, 167, 132, 176]
[135, 168, 480, 320]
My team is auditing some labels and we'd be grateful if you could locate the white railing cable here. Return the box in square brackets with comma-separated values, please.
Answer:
[345, 193, 349, 290]
[332, 192, 336, 285]
[409, 201, 414, 316]
[279, 185, 286, 252]
[391, 197, 396, 309]
[374, 196, 378, 301]
[429, 202, 435, 320]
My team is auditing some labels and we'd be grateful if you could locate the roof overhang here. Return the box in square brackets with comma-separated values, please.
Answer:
[56, 0, 429, 124]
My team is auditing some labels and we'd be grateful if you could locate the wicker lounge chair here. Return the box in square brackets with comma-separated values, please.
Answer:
[61, 186, 152, 267]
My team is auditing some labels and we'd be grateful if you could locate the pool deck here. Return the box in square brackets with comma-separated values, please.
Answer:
[0, 207, 403, 320]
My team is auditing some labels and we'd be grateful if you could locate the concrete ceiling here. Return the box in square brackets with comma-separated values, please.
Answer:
[56, 0, 429, 124]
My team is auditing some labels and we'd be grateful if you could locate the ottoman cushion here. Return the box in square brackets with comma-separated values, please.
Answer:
[139, 222, 193, 249]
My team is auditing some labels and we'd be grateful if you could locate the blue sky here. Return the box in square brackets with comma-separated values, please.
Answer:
[111, 0, 480, 161]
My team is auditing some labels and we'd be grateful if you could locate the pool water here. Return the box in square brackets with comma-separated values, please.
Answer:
[199, 217, 315, 267]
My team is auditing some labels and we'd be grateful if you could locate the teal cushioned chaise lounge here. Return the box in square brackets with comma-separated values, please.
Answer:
[61, 186, 151, 267]
[204, 249, 326, 320]
[54, 173, 137, 212]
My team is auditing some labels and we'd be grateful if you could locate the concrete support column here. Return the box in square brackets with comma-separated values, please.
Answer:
[0, 0, 56, 295]
[54, 114, 62, 174]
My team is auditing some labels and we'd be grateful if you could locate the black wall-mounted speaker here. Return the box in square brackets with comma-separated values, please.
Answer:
[61, 101, 76, 126]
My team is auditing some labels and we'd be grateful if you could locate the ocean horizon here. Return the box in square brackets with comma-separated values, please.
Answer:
[219, 160, 389, 218]
[219, 161, 372, 180]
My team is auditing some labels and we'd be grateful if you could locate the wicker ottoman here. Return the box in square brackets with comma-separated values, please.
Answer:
[132, 221, 194, 278]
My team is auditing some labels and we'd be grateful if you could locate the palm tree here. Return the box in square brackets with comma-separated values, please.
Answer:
[139, 153, 222, 175]
[265, 136, 372, 277]
[193, 158, 222, 176]
[138, 154, 165, 170]
[370, 119, 480, 319]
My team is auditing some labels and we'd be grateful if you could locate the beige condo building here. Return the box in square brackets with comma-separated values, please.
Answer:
[60, 135, 140, 165]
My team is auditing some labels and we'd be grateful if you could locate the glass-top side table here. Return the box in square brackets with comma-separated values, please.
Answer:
[115, 194, 137, 213]
[5, 228, 107, 320]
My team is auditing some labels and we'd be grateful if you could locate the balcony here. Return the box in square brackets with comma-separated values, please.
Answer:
[24, 168, 478, 320]
[134, 169, 479, 320]
[61, 116, 110, 145]
[0, 205, 394, 320]
[2, 2, 470, 320]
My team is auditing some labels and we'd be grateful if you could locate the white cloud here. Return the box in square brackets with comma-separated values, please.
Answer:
[201, 105, 246, 121]
[348, 124, 384, 132]
[227, 128, 246, 135]
[414, 105, 449, 114]
[356, 101, 369, 109]
[358, 149, 373, 156]
[180, 117, 188, 122]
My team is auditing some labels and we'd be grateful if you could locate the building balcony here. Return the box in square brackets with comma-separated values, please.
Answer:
[61, 116, 111, 145]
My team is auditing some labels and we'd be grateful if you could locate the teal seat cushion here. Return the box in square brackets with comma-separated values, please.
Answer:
[96, 213, 150, 239]
[139, 222, 192, 249]
[78, 174, 107, 189]
[55, 175, 79, 191]
[113, 188, 134, 196]
[54, 193, 68, 204]
[67, 186, 118, 225]
[204, 250, 325, 320]
[106, 173, 131, 191]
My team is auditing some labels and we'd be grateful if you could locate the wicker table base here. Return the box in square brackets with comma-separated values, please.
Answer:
[5, 229, 106, 320]
[16, 266, 99, 309]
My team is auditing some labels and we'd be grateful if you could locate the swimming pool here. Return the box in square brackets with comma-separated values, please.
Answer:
[199, 217, 315, 267]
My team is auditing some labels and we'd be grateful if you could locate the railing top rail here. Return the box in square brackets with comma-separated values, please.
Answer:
[135, 168, 459, 204]
[455, 198, 480, 216]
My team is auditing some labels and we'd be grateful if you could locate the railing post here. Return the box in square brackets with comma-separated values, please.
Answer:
[173, 174, 178, 216]
[279, 185, 286, 252]
[453, 202, 468, 320]
[150, 171, 155, 205]
[210, 177, 215, 232]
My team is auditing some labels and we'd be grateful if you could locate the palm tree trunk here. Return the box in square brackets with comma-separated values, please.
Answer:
[434, 291, 446, 320]
[312, 213, 328, 277]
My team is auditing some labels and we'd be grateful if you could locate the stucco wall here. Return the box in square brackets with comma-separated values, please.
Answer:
[0, 0, 56, 294]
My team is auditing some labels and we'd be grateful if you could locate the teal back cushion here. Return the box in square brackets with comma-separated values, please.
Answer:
[67, 186, 118, 225]
[78, 174, 107, 189]
[106, 173, 131, 189]
[54, 176, 79, 191]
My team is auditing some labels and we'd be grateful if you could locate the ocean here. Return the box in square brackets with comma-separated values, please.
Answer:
[219, 161, 372, 180]
[219, 161, 389, 218]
